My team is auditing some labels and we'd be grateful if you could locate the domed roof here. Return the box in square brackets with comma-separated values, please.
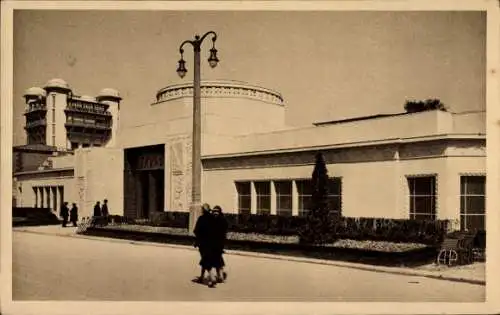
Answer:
[44, 78, 70, 90]
[24, 87, 47, 98]
[97, 88, 121, 99]
[80, 95, 96, 102]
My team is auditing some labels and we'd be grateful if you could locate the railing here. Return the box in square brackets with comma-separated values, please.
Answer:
[66, 100, 110, 115]
[25, 103, 47, 113]
[65, 121, 112, 130]
[24, 120, 47, 129]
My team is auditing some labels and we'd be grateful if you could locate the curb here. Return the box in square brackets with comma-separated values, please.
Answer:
[14, 228, 486, 286]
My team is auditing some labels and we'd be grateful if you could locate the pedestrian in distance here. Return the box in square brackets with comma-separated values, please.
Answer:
[211, 205, 228, 283]
[60, 202, 69, 227]
[101, 199, 109, 222]
[93, 201, 102, 217]
[193, 203, 217, 288]
[70, 203, 79, 227]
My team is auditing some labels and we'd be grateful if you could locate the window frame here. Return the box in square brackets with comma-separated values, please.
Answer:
[235, 181, 251, 215]
[407, 174, 437, 220]
[460, 175, 486, 232]
[274, 180, 293, 217]
[254, 181, 271, 215]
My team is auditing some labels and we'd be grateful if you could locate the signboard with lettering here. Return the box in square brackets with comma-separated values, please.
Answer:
[137, 153, 164, 170]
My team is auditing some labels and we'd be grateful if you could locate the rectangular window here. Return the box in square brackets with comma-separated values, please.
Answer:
[296, 179, 312, 217]
[275, 181, 292, 216]
[235, 182, 251, 215]
[254, 181, 271, 215]
[408, 176, 436, 220]
[460, 176, 486, 231]
[328, 178, 342, 216]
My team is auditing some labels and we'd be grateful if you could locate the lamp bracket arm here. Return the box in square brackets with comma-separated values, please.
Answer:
[179, 40, 195, 53]
[199, 31, 217, 45]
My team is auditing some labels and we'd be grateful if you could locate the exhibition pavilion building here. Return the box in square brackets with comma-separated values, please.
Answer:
[12, 78, 486, 231]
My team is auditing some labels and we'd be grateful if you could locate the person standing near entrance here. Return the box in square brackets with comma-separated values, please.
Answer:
[60, 202, 69, 227]
[70, 203, 79, 227]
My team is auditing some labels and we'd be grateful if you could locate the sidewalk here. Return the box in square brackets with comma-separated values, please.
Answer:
[13, 225, 486, 286]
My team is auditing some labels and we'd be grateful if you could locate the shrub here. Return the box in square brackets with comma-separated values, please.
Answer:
[299, 152, 336, 245]
[224, 213, 306, 236]
[150, 211, 189, 228]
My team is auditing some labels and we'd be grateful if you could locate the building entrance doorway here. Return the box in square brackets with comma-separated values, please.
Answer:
[139, 169, 164, 219]
[124, 144, 165, 219]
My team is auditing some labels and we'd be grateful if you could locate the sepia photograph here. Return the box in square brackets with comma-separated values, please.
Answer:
[1, 0, 499, 314]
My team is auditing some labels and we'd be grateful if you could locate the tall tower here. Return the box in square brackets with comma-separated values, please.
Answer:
[23, 87, 47, 145]
[43, 78, 72, 150]
[96, 88, 122, 148]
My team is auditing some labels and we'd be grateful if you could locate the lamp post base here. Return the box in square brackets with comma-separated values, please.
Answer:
[188, 202, 202, 235]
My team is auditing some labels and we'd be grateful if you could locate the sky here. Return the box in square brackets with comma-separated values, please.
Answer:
[13, 10, 486, 146]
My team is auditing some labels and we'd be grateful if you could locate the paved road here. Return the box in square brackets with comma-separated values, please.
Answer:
[13, 231, 485, 302]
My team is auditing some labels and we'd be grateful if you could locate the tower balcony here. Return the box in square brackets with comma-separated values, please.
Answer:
[66, 100, 111, 116]
[65, 120, 112, 130]
[24, 120, 47, 129]
[24, 104, 47, 114]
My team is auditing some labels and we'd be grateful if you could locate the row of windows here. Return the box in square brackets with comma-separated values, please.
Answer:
[407, 175, 485, 231]
[236, 178, 342, 217]
[236, 176, 485, 231]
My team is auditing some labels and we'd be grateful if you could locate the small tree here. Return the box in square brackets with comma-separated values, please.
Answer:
[299, 152, 332, 245]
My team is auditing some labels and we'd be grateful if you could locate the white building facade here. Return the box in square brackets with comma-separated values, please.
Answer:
[13, 79, 486, 231]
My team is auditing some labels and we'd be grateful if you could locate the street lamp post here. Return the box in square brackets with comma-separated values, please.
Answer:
[176, 31, 219, 234]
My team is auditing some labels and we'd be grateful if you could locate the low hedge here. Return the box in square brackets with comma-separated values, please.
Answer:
[224, 213, 305, 236]
[12, 207, 60, 226]
[99, 212, 449, 245]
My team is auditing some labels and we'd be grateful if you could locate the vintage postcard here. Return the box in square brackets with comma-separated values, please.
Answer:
[1, 1, 499, 314]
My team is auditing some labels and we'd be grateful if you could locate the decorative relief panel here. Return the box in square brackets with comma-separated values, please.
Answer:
[170, 142, 185, 210]
[185, 139, 193, 207]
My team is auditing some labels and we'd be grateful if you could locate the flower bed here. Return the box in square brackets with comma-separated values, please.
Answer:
[92, 224, 427, 253]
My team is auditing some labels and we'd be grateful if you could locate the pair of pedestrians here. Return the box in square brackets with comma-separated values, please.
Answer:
[59, 202, 78, 227]
[193, 204, 228, 288]
[93, 199, 109, 217]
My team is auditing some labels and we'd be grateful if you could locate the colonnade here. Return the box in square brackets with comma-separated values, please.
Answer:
[33, 186, 64, 212]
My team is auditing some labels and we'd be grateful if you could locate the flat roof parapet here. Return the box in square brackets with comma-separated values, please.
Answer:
[155, 80, 284, 106]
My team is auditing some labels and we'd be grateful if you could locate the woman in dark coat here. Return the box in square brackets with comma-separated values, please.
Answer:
[211, 205, 228, 283]
[60, 202, 69, 227]
[70, 203, 79, 227]
[193, 203, 217, 287]
[93, 201, 101, 217]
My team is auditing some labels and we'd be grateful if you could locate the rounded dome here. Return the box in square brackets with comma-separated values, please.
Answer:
[44, 78, 70, 90]
[24, 87, 46, 98]
[80, 95, 96, 102]
[97, 88, 121, 99]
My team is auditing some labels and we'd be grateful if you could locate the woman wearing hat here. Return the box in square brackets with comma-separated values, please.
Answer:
[193, 203, 217, 287]
[211, 205, 228, 283]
